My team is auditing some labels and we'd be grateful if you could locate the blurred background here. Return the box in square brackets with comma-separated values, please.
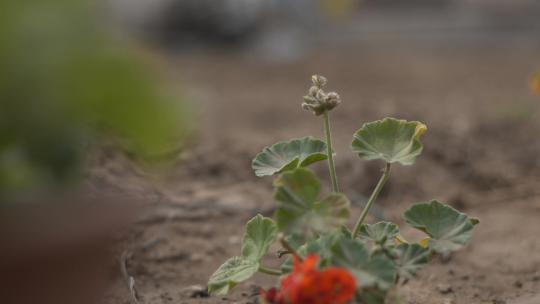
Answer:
[1, 0, 540, 303]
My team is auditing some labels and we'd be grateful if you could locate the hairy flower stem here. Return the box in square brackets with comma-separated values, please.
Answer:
[323, 111, 339, 193]
[259, 266, 282, 276]
[352, 163, 392, 238]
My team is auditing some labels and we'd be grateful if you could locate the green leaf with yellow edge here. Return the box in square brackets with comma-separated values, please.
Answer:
[274, 168, 350, 238]
[403, 200, 479, 254]
[394, 234, 430, 249]
[330, 239, 396, 291]
[252, 137, 328, 177]
[394, 234, 408, 246]
[418, 237, 431, 248]
[241, 214, 278, 262]
[207, 257, 259, 295]
[352, 118, 426, 165]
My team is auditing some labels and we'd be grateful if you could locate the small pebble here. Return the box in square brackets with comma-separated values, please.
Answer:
[228, 235, 241, 245]
[189, 253, 205, 262]
[180, 285, 209, 298]
[513, 280, 523, 288]
[437, 283, 453, 294]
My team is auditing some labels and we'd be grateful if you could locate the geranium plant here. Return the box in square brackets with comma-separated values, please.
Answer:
[208, 75, 479, 303]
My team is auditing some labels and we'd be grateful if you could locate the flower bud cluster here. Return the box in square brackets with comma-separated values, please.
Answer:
[302, 75, 341, 116]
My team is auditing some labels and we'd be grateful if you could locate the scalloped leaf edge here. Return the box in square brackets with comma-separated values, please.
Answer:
[252, 137, 328, 177]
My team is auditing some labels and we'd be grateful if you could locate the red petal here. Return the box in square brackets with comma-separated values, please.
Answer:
[296, 254, 319, 273]
[280, 254, 356, 304]
[319, 268, 356, 303]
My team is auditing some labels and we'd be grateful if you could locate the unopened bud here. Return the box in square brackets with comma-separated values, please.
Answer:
[316, 89, 326, 101]
[326, 92, 340, 103]
[303, 95, 318, 105]
[324, 92, 341, 111]
[303, 74, 341, 116]
[302, 102, 326, 116]
[308, 86, 319, 97]
[311, 75, 327, 88]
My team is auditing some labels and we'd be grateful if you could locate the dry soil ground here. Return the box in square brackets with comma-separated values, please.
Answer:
[98, 42, 540, 304]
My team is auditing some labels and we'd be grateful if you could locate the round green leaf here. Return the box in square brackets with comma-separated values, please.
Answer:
[241, 214, 278, 262]
[358, 222, 400, 248]
[395, 244, 429, 279]
[252, 137, 328, 177]
[330, 239, 396, 291]
[403, 200, 479, 254]
[274, 168, 350, 238]
[207, 257, 259, 295]
[352, 118, 426, 165]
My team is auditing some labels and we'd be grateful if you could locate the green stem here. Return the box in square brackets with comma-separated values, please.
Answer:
[258, 266, 282, 276]
[352, 163, 392, 238]
[323, 111, 339, 193]
[279, 233, 302, 262]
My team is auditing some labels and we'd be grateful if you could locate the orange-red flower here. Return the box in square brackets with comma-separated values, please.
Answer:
[261, 255, 356, 304]
[531, 74, 540, 96]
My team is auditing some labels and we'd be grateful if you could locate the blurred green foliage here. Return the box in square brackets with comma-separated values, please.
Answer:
[0, 0, 189, 198]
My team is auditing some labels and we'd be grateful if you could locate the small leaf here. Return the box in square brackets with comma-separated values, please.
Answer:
[352, 118, 426, 165]
[241, 214, 278, 262]
[209, 215, 277, 295]
[304, 231, 347, 266]
[358, 222, 400, 248]
[208, 257, 259, 295]
[274, 168, 350, 238]
[395, 244, 429, 279]
[331, 239, 396, 291]
[280, 229, 349, 274]
[252, 137, 328, 177]
[403, 200, 478, 254]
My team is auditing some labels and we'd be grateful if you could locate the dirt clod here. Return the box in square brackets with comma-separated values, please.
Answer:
[437, 284, 454, 295]
[180, 285, 209, 298]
